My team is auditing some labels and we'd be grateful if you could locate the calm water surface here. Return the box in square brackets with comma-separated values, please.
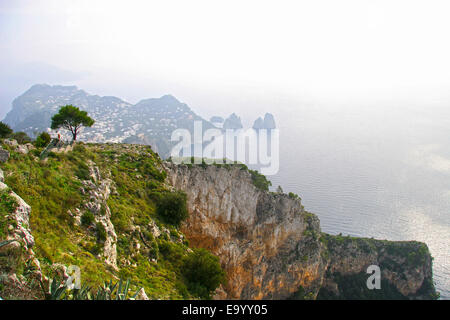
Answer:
[266, 104, 450, 299]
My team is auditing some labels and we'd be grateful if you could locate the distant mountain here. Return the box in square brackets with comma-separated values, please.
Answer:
[2, 84, 215, 157]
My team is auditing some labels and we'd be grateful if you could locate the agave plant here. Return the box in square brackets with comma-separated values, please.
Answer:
[41, 276, 67, 300]
[39, 276, 142, 300]
[94, 279, 141, 300]
[71, 283, 92, 300]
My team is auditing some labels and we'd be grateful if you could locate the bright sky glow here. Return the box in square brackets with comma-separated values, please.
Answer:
[1, 0, 450, 118]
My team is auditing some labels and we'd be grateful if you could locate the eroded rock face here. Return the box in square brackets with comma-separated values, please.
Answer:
[0, 182, 35, 252]
[0, 148, 9, 163]
[165, 163, 437, 300]
[320, 236, 436, 299]
[165, 163, 327, 299]
[70, 161, 118, 269]
[0, 181, 43, 299]
[83, 161, 118, 269]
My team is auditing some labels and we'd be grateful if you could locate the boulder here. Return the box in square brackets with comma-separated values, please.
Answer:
[0, 148, 9, 163]
[16, 145, 29, 154]
[25, 143, 36, 151]
[3, 139, 18, 147]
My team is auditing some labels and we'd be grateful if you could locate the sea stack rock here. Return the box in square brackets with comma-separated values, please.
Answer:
[263, 113, 276, 129]
[252, 117, 265, 129]
[223, 113, 243, 129]
[252, 113, 276, 130]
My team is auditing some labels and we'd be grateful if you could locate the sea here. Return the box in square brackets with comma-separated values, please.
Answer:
[263, 102, 450, 299]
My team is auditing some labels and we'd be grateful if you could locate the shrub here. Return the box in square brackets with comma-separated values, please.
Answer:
[156, 191, 188, 226]
[34, 132, 51, 148]
[9, 131, 31, 144]
[96, 222, 107, 242]
[288, 192, 300, 200]
[81, 212, 95, 226]
[0, 122, 13, 138]
[248, 169, 272, 191]
[158, 239, 185, 268]
[75, 162, 91, 180]
[182, 248, 226, 299]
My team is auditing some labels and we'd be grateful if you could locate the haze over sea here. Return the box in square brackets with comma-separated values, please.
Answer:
[261, 102, 450, 299]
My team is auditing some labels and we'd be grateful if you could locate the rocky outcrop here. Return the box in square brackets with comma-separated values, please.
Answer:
[318, 236, 437, 299]
[73, 160, 118, 269]
[0, 181, 43, 299]
[0, 147, 9, 163]
[0, 140, 35, 156]
[165, 163, 437, 300]
[166, 163, 327, 299]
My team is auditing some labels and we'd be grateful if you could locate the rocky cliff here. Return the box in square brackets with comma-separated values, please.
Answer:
[0, 139, 438, 300]
[0, 177, 43, 299]
[165, 163, 438, 299]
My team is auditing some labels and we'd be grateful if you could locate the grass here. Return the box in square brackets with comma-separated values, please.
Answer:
[0, 141, 225, 299]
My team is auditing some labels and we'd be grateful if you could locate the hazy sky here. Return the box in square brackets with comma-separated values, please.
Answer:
[1, 0, 450, 121]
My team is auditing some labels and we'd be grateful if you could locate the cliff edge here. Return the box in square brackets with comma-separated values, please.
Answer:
[166, 163, 438, 300]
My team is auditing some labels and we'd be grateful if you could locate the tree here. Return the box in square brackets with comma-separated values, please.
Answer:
[51, 105, 94, 141]
[0, 121, 13, 138]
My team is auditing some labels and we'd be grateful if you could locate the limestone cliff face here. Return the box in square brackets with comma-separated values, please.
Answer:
[165, 163, 438, 300]
[166, 163, 327, 299]
[319, 236, 436, 299]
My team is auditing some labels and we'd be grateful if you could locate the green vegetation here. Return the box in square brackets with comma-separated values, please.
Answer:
[51, 105, 95, 141]
[248, 169, 272, 191]
[156, 191, 188, 227]
[81, 212, 95, 226]
[9, 131, 31, 144]
[182, 248, 226, 299]
[43, 277, 142, 300]
[0, 142, 226, 299]
[95, 222, 107, 242]
[0, 121, 13, 138]
[288, 192, 301, 200]
[34, 132, 51, 148]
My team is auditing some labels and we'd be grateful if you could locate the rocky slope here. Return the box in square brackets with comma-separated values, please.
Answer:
[166, 163, 438, 299]
[0, 176, 43, 299]
[0, 140, 209, 299]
